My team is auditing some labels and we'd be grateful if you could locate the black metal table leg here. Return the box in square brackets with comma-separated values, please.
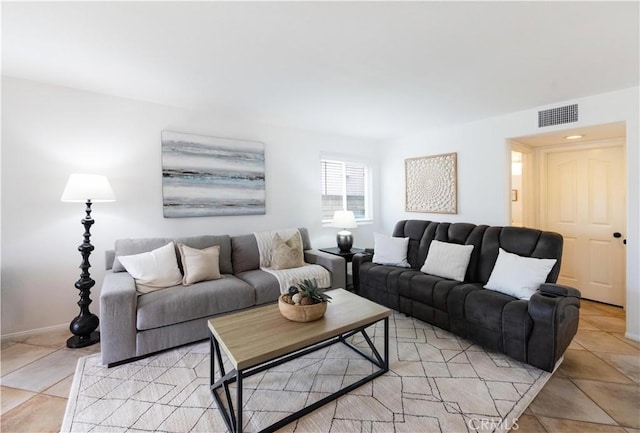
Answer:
[236, 370, 243, 433]
[384, 317, 389, 371]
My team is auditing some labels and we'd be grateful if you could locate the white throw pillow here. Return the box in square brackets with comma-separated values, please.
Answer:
[178, 243, 222, 285]
[484, 248, 557, 300]
[372, 233, 410, 267]
[421, 240, 474, 282]
[118, 242, 183, 293]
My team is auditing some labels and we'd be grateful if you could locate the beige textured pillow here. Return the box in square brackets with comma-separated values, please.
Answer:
[271, 232, 305, 270]
[177, 243, 222, 285]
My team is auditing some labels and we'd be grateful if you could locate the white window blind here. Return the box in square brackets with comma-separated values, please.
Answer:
[321, 159, 368, 221]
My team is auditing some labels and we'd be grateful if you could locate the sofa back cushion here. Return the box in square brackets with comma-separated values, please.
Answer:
[392, 220, 488, 282]
[112, 235, 232, 275]
[484, 248, 557, 299]
[391, 220, 563, 286]
[231, 234, 260, 274]
[478, 226, 563, 285]
[232, 227, 313, 273]
[174, 235, 233, 275]
[113, 238, 172, 272]
[392, 220, 433, 269]
[421, 240, 475, 282]
[433, 223, 488, 282]
[372, 233, 411, 267]
[117, 241, 183, 293]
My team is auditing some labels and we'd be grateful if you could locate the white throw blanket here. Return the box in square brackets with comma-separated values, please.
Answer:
[253, 228, 331, 293]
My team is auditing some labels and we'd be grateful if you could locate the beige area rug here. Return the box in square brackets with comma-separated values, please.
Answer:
[62, 313, 553, 433]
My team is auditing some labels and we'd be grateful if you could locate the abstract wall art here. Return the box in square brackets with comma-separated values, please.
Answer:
[161, 131, 265, 217]
[405, 152, 457, 214]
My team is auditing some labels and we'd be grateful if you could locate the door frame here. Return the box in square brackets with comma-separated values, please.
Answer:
[509, 141, 537, 228]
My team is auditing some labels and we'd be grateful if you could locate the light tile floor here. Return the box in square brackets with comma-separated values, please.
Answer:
[0, 299, 638, 433]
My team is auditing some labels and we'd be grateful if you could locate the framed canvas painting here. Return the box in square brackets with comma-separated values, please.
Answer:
[161, 131, 265, 217]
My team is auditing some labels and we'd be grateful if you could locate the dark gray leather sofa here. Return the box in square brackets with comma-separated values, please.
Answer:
[353, 220, 581, 372]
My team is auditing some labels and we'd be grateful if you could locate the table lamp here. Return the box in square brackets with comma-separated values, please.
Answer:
[331, 210, 357, 252]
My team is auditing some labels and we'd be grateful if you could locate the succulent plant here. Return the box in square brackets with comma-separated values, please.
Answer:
[298, 278, 332, 304]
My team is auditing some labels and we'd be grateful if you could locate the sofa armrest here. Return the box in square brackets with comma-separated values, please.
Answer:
[527, 286, 581, 372]
[352, 252, 373, 292]
[99, 270, 138, 366]
[105, 250, 116, 270]
[304, 250, 346, 289]
[539, 283, 581, 299]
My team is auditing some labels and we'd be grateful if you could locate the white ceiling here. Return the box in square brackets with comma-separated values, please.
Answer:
[2, 1, 638, 141]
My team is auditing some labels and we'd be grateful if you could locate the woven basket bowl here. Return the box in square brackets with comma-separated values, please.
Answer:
[278, 295, 327, 322]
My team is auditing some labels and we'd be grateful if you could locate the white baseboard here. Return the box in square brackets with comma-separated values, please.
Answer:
[1, 323, 69, 343]
[624, 332, 640, 343]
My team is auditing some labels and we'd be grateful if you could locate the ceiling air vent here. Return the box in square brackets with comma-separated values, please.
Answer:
[538, 104, 578, 128]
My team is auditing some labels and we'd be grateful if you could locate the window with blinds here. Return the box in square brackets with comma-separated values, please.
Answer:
[320, 159, 369, 221]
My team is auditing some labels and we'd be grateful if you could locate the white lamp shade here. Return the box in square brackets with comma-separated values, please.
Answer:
[61, 174, 116, 202]
[331, 210, 357, 229]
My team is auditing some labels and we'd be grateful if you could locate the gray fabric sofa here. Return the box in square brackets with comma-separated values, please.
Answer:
[353, 220, 581, 372]
[100, 228, 344, 366]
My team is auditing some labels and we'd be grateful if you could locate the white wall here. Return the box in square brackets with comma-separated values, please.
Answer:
[379, 87, 640, 340]
[0, 76, 382, 337]
[3, 77, 638, 341]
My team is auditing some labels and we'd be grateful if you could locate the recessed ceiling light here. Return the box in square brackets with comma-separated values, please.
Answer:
[564, 134, 584, 140]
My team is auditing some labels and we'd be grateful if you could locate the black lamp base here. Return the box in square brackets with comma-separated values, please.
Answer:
[67, 331, 100, 349]
[67, 199, 101, 350]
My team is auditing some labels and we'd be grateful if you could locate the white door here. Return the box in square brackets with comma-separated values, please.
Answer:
[545, 146, 626, 306]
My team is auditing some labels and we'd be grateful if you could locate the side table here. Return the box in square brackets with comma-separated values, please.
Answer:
[319, 247, 365, 290]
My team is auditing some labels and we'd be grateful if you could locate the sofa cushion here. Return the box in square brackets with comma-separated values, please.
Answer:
[420, 240, 474, 282]
[464, 289, 516, 332]
[118, 242, 183, 293]
[271, 232, 305, 270]
[174, 235, 233, 274]
[255, 228, 301, 268]
[485, 248, 556, 300]
[398, 271, 460, 312]
[136, 275, 255, 330]
[477, 227, 563, 284]
[235, 269, 281, 305]
[392, 220, 435, 269]
[232, 234, 261, 273]
[177, 243, 221, 285]
[113, 235, 232, 274]
[372, 233, 410, 267]
[358, 261, 404, 310]
[113, 237, 172, 272]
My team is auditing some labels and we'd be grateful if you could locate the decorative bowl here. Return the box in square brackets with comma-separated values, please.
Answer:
[278, 295, 327, 322]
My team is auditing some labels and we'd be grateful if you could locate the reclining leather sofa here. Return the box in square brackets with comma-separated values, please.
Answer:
[100, 228, 344, 366]
[353, 220, 581, 372]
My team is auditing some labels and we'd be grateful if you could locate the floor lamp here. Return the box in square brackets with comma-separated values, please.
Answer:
[61, 174, 115, 348]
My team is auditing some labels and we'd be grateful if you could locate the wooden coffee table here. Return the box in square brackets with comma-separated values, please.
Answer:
[208, 288, 390, 433]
